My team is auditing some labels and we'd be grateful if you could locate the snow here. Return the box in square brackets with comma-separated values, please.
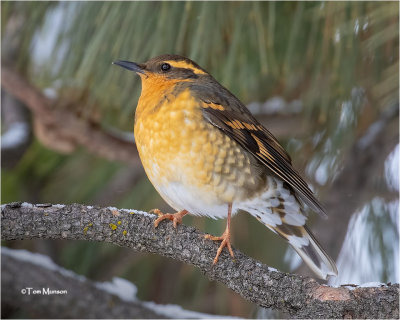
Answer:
[142, 301, 240, 319]
[358, 282, 387, 288]
[52, 204, 66, 208]
[1, 122, 30, 149]
[338, 101, 355, 130]
[30, 2, 73, 73]
[339, 282, 388, 291]
[96, 275, 240, 318]
[106, 206, 154, 218]
[384, 144, 399, 192]
[263, 97, 286, 113]
[95, 277, 137, 302]
[255, 262, 278, 273]
[247, 97, 302, 116]
[104, 124, 135, 143]
[43, 87, 58, 100]
[21, 202, 34, 208]
[283, 246, 302, 272]
[2, 203, 64, 209]
[1, 247, 86, 282]
[334, 29, 341, 43]
[2, 202, 151, 218]
[329, 198, 399, 287]
[318, 282, 388, 291]
[314, 160, 329, 186]
[22, 202, 66, 209]
[354, 19, 360, 35]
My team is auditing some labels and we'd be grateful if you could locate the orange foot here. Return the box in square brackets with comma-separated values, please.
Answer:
[205, 229, 234, 264]
[151, 209, 188, 228]
[204, 203, 234, 265]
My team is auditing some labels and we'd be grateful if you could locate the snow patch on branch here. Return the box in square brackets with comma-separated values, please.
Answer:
[1, 247, 86, 282]
[21, 202, 34, 208]
[95, 277, 137, 302]
[142, 301, 240, 319]
[358, 282, 388, 288]
[106, 206, 154, 218]
[1, 122, 30, 149]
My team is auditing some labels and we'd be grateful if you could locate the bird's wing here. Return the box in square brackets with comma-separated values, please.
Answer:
[191, 83, 327, 217]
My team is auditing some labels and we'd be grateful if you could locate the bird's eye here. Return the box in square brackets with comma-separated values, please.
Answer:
[161, 63, 171, 72]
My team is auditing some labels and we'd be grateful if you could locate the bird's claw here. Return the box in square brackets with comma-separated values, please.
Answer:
[205, 230, 234, 264]
[152, 209, 187, 228]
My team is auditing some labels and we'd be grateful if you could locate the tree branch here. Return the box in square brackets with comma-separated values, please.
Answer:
[2, 202, 398, 319]
[1, 248, 168, 319]
[2, 247, 235, 319]
[1, 66, 140, 165]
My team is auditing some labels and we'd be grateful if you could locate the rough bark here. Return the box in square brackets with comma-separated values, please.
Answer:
[2, 202, 398, 319]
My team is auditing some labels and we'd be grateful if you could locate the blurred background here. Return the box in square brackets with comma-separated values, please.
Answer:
[1, 1, 399, 318]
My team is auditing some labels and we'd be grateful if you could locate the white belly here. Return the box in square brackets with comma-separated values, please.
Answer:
[155, 175, 306, 228]
[156, 181, 237, 219]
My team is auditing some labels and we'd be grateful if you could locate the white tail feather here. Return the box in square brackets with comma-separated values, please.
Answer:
[289, 225, 337, 280]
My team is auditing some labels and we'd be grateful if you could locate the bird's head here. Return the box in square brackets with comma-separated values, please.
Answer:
[113, 54, 210, 91]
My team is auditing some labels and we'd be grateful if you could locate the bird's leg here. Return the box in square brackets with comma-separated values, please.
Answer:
[152, 209, 188, 228]
[204, 203, 234, 264]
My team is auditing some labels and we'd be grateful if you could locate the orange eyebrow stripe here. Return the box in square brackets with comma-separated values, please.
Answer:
[165, 60, 207, 75]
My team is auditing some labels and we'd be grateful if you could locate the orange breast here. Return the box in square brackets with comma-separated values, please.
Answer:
[134, 80, 263, 210]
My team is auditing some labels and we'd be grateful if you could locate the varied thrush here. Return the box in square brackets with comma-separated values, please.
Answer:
[114, 54, 338, 279]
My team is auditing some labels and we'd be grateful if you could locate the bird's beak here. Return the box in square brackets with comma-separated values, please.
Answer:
[113, 60, 145, 74]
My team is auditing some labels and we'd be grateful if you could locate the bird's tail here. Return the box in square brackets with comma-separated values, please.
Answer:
[241, 176, 337, 279]
[270, 223, 338, 280]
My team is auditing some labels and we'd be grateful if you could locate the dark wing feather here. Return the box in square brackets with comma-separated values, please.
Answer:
[190, 82, 327, 217]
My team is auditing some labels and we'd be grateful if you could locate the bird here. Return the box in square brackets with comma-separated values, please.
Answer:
[113, 54, 338, 280]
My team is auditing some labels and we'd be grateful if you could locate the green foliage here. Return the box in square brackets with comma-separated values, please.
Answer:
[5, 2, 398, 131]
